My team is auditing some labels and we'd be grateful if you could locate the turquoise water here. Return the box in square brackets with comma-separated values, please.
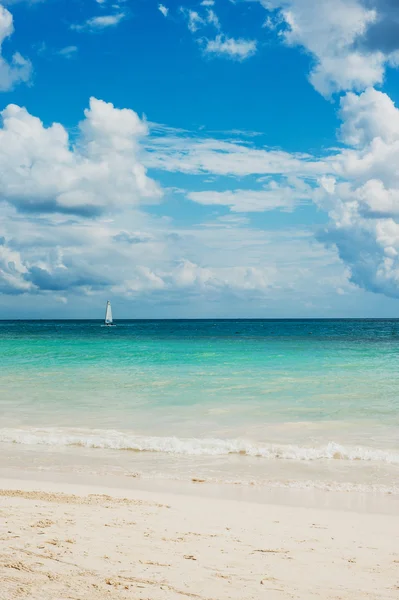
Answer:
[1, 320, 399, 491]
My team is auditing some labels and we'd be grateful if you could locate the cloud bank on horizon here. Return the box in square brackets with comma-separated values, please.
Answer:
[1, 0, 399, 317]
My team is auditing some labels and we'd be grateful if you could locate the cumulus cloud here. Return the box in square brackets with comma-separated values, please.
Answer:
[26, 263, 110, 292]
[316, 88, 399, 298]
[0, 239, 32, 295]
[113, 260, 276, 296]
[258, 0, 393, 95]
[338, 86, 399, 146]
[0, 205, 154, 296]
[1, 98, 332, 303]
[0, 207, 276, 299]
[0, 223, 114, 296]
[0, 5, 32, 91]
[0, 187, 344, 307]
[204, 34, 257, 60]
[147, 85, 399, 301]
[0, 97, 161, 216]
[1, 3, 374, 311]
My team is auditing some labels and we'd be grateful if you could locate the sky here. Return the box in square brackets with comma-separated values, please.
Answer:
[2, 0, 399, 318]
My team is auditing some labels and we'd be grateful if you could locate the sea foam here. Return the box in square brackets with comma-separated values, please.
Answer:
[1, 428, 398, 464]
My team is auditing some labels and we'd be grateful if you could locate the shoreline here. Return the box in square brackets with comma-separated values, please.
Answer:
[1, 466, 399, 516]
[1, 472, 399, 599]
[1, 437, 399, 503]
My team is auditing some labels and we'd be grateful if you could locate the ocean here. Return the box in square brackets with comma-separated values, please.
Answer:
[1, 319, 398, 494]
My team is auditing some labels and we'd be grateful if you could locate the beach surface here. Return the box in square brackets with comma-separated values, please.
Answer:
[1, 476, 398, 600]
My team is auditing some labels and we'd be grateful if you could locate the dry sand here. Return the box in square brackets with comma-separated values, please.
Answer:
[0, 477, 398, 600]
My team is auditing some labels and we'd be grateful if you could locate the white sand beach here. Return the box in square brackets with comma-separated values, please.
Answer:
[1, 476, 398, 600]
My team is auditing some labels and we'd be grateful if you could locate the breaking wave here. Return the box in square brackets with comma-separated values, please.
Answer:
[1, 428, 399, 464]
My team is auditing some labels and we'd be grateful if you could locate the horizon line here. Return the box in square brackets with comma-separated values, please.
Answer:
[1, 317, 399, 322]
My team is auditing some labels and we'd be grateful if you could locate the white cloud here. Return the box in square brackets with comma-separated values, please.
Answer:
[181, 9, 205, 33]
[181, 5, 221, 32]
[3, 100, 327, 301]
[1, 85, 392, 310]
[206, 8, 220, 29]
[111, 246, 304, 298]
[109, 260, 277, 297]
[72, 12, 125, 32]
[0, 204, 161, 296]
[201, 0, 215, 5]
[58, 45, 78, 58]
[315, 88, 399, 298]
[113, 230, 154, 244]
[0, 184, 346, 310]
[148, 87, 399, 302]
[0, 240, 32, 295]
[181, 4, 251, 62]
[2, 5, 389, 312]
[169, 260, 275, 292]
[145, 129, 328, 177]
[158, 3, 168, 17]
[338, 86, 399, 146]
[187, 178, 311, 212]
[144, 85, 399, 301]
[258, 0, 391, 95]
[0, 97, 161, 216]
[204, 34, 257, 60]
[0, 5, 32, 91]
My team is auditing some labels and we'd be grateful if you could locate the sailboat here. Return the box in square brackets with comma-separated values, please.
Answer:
[104, 300, 115, 326]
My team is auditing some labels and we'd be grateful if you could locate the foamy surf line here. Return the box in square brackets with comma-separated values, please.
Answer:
[1, 428, 399, 465]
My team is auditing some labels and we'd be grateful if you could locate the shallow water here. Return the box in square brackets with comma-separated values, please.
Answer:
[1, 319, 398, 492]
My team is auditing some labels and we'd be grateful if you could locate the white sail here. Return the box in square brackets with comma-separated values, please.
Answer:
[105, 301, 113, 324]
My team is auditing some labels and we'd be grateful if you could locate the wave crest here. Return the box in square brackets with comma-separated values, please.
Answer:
[0, 428, 398, 464]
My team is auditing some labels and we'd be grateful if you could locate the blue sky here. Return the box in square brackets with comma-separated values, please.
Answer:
[2, 0, 399, 318]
